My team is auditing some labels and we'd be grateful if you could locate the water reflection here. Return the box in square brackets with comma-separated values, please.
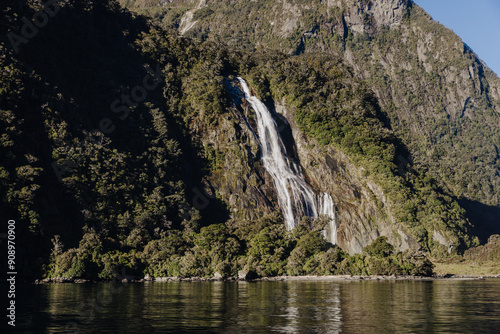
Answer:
[14, 279, 500, 333]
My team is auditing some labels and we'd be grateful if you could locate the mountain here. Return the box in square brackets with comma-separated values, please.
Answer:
[0, 0, 497, 279]
[123, 0, 500, 239]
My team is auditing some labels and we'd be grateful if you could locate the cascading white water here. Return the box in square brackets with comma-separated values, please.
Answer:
[319, 193, 337, 245]
[238, 77, 337, 244]
[238, 78, 316, 230]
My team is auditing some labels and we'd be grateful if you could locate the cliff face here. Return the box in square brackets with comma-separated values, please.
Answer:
[340, 4, 500, 201]
[274, 100, 418, 254]
[328, 0, 410, 33]
[337, 4, 500, 238]
[197, 75, 464, 254]
[125, 0, 500, 241]
[191, 80, 278, 224]
[4, 0, 481, 281]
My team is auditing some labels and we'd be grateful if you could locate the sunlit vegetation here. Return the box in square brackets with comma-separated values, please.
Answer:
[1, 0, 494, 280]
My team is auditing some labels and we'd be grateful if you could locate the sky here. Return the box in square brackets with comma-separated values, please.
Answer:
[413, 0, 500, 76]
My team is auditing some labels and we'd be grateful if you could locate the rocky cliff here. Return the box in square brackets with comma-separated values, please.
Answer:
[274, 99, 418, 254]
[192, 71, 467, 254]
[1, 0, 487, 279]
[195, 77, 419, 254]
[122, 0, 500, 242]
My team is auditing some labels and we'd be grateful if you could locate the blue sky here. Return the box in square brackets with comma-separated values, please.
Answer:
[413, 0, 500, 76]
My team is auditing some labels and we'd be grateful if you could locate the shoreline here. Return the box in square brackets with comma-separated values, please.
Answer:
[29, 274, 500, 284]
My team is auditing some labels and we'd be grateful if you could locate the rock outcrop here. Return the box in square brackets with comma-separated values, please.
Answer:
[274, 100, 419, 254]
[331, 0, 410, 34]
[198, 78, 420, 254]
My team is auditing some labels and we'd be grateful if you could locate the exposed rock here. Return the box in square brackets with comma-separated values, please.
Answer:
[339, 0, 410, 34]
[51, 277, 74, 283]
[129, 0, 500, 250]
[368, 0, 410, 28]
[197, 79, 278, 223]
[238, 270, 248, 280]
[154, 277, 170, 282]
[178, 0, 207, 35]
[275, 100, 418, 254]
[74, 279, 89, 284]
[238, 269, 256, 280]
[433, 230, 454, 251]
[268, 0, 302, 38]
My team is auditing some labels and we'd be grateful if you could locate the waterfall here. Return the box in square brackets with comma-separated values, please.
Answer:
[319, 193, 337, 245]
[237, 77, 337, 244]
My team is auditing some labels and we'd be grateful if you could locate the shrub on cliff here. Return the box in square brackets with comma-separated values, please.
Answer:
[363, 236, 394, 257]
[286, 231, 330, 275]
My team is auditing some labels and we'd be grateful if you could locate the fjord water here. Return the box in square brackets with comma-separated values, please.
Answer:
[238, 78, 336, 242]
[15, 279, 500, 333]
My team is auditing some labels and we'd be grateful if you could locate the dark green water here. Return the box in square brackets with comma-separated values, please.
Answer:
[12, 279, 500, 333]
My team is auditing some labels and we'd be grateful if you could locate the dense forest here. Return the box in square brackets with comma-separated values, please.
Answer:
[126, 0, 500, 238]
[0, 0, 497, 279]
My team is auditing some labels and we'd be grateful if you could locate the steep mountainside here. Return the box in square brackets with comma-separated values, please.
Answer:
[121, 0, 500, 240]
[0, 0, 494, 279]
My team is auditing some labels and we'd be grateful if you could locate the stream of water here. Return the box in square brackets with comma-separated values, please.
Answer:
[238, 78, 336, 243]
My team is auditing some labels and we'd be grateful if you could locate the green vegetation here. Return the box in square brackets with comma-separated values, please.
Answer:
[342, 6, 500, 211]
[49, 215, 434, 278]
[434, 235, 500, 275]
[128, 0, 500, 240]
[236, 51, 476, 252]
[0, 0, 495, 280]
